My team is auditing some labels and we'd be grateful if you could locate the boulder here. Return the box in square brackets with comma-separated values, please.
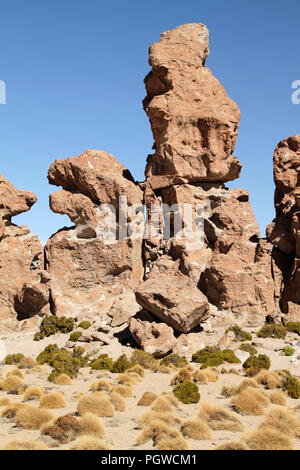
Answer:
[128, 315, 176, 357]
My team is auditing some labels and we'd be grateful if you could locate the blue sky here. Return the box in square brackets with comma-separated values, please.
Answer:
[0, 0, 299, 243]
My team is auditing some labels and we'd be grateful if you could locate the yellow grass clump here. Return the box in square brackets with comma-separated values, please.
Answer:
[54, 374, 72, 385]
[41, 424, 69, 444]
[259, 406, 300, 438]
[136, 419, 182, 446]
[215, 441, 250, 450]
[77, 394, 115, 417]
[7, 368, 24, 379]
[39, 392, 67, 409]
[1, 402, 27, 419]
[137, 391, 157, 406]
[0, 375, 24, 393]
[4, 439, 48, 450]
[156, 437, 190, 450]
[70, 435, 110, 450]
[23, 385, 44, 401]
[199, 402, 243, 431]
[109, 391, 126, 412]
[157, 365, 172, 374]
[117, 374, 135, 385]
[236, 378, 259, 393]
[127, 364, 146, 377]
[162, 393, 180, 408]
[171, 368, 193, 386]
[221, 385, 238, 397]
[151, 397, 173, 413]
[0, 397, 11, 406]
[79, 412, 106, 439]
[18, 356, 36, 369]
[112, 384, 133, 397]
[254, 370, 283, 389]
[137, 410, 179, 429]
[193, 369, 208, 384]
[180, 418, 212, 440]
[231, 387, 269, 415]
[15, 404, 54, 429]
[243, 426, 293, 450]
[89, 379, 111, 392]
[269, 390, 287, 406]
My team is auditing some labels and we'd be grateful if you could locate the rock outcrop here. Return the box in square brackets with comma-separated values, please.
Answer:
[0, 175, 50, 330]
[267, 135, 300, 322]
[45, 150, 144, 321]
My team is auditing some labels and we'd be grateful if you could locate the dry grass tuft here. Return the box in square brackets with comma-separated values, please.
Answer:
[18, 356, 36, 369]
[162, 393, 180, 408]
[171, 368, 193, 386]
[0, 397, 11, 406]
[117, 374, 135, 385]
[236, 378, 259, 393]
[199, 402, 243, 431]
[79, 412, 106, 439]
[6, 368, 24, 379]
[156, 437, 190, 450]
[192, 369, 208, 384]
[221, 385, 238, 397]
[54, 373, 72, 385]
[137, 410, 179, 429]
[55, 414, 81, 440]
[136, 419, 181, 446]
[1, 403, 27, 419]
[39, 392, 67, 409]
[151, 397, 173, 413]
[254, 370, 283, 389]
[269, 390, 287, 406]
[15, 404, 54, 429]
[157, 365, 172, 374]
[0, 375, 24, 393]
[77, 394, 115, 417]
[215, 441, 250, 450]
[4, 439, 48, 450]
[70, 435, 110, 450]
[180, 418, 212, 440]
[23, 385, 44, 401]
[243, 426, 293, 450]
[41, 424, 69, 443]
[112, 385, 133, 397]
[109, 391, 126, 412]
[203, 368, 219, 382]
[231, 387, 269, 415]
[259, 406, 300, 438]
[127, 365, 145, 377]
[89, 379, 111, 392]
[137, 391, 157, 406]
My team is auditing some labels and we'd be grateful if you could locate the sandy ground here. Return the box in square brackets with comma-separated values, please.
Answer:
[0, 326, 299, 451]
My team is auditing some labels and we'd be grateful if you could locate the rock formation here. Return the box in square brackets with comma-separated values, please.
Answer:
[0, 175, 50, 330]
[267, 135, 300, 322]
[45, 150, 144, 322]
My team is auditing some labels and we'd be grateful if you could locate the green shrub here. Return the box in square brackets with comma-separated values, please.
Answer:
[111, 354, 133, 374]
[160, 354, 188, 369]
[285, 322, 300, 335]
[34, 316, 75, 341]
[130, 349, 157, 369]
[4, 353, 24, 365]
[173, 381, 200, 404]
[78, 321, 91, 330]
[283, 377, 300, 399]
[283, 346, 295, 356]
[257, 323, 287, 339]
[226, 325, 252, 342]
[36, 344, 88, 382]
[89, 354, 114, 371]
[239, 343, 257, 355]
[69, 331, 82, 342]
[242, 354, 271, 376]
[192, 347, 240, 369]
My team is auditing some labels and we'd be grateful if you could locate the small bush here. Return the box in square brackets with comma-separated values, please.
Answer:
[284, 345, 295, 356]
[243, 354, 271, 376]
[78, 321, 91, 330]
[283, 376, 300, 399]
[180, 418, 211, 440]
[36, 344, 87, 381]
[34, 315, 75, 341]
[111, 354, 133, 373]
[285, 322, 300, 335]
[239, 343, 257, 355]
[89, 354, 113, 371]
[4, 353, 24, 365]
[138, 391, 157, 406]
[69, 331, 82, 342]
[160, 354, 188, 369]
[130, 349, 157, 370]
[77, 394, 115, 417]
[257, 323, 287, 339]
[192, 347, 240, 369]
[226, 325, 252, 342]
[173, 381, 200, 404]
[39, 392, 67, 409]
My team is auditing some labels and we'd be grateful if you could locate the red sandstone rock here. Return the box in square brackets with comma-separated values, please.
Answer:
[143, 23, 241, 189]
[128, 315, 176, 357]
